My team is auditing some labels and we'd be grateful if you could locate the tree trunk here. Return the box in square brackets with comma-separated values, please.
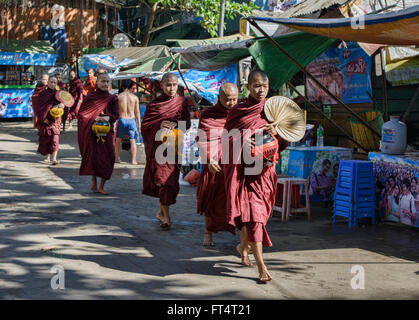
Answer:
[142, 2, 157, 47]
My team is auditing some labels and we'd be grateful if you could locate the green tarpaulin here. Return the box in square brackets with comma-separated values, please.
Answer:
[119, 54, 176, 74]
[249, 31, 337, 90]
[0, 39, 55, 53]
[171, 31, 336, 88]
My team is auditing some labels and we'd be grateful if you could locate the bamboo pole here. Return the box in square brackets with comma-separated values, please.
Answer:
[169, 52, 200, 114]
[247, 17, 381, 139]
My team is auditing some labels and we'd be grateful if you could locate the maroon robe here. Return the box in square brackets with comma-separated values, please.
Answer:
[35, 87, 61, 156]
[196, 103, 235, 234]
[31, 85, 46, 128]
[78, 89, 119, 180]
[141, 94, 191, 206]
[223, 97, 288, 247]
[65, 78, 83, 121]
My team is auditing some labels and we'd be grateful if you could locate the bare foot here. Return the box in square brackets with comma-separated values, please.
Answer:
[98, 189, 109, 195]
[160, 218, 172, 230]
[115, 159, 121, 163]
[42, 159, 51, 164]
[258, 266, 272, 283]
[51, 160, 60, 165]
[156, 210, 164, 222]
[131, 161, 139, 165]
[203, 231, 214, 247]
[91, 181, 98, 193]
[236, 244, 252, 267]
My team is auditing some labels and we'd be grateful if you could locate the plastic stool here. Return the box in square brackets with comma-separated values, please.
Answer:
[273, 177, 311, 222]
[273, 177, 290, 221]
[286, 178, 311, 222]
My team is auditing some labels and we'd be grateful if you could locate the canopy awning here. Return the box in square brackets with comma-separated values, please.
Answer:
[170, 31, 336, 89]
[0, 39, 56, 66]
[170, 37, 255, 71]
[98, 45, 171, 70]
[249, 5, 419, 46]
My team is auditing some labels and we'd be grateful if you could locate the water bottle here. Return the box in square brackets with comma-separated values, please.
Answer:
[316, 124, 324, 147]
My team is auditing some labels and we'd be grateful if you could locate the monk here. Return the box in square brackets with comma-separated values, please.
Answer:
[63, 70, 83, 132]
[223, 70, 288, 282]
[55, 73, 67, 90]
[196, 83, 238, 246]
[35, 76, 64, 165]
[32, 74, 49, 128]
[83, 68, 96, 97]
[78, 72, 119, 195]
[141, 73, 191, 229]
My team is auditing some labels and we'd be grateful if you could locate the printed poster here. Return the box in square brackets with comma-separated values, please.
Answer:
[180, 64, 238, 105]
[0, 88, 35, 118]
[306, 41, 372, 104]
[369, 152, 419, 228]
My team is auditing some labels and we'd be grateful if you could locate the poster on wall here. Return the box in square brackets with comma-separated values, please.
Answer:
[306, 41, 372, 104]
[0, 88, 35, 118]
[369, 152, 419, 228]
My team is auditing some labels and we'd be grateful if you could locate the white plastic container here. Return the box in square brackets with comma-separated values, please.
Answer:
[380, 116, 407, 154]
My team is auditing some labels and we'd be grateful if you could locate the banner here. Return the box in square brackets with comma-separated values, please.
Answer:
[179, 64, 238, 105]
[0, 88, 35, 118]
[78, 54, 133, 77]
[306, 42, 372, 104]
[0, 52, 56, 66]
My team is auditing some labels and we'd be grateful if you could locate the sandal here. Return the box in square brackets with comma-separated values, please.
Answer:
[51, 160, 60, 165]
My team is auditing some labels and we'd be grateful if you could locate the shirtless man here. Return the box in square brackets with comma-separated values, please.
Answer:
[115, 79, 141, 165]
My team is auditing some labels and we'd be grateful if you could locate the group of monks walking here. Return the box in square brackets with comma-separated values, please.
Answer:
[30, 68, 289, 283]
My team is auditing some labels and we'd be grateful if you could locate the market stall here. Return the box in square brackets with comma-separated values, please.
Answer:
[280, 146, 353, 201]
[0, 40, 56, 119]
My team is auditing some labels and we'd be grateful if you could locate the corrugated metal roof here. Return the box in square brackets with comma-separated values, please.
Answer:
[252, 0, 351, 18]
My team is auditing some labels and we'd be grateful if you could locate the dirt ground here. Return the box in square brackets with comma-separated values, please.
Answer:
[0, 121, 418, 300]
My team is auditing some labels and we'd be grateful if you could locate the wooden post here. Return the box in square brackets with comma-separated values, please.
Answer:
[170, 52, 200, 114]
[381, 48, 388, 121]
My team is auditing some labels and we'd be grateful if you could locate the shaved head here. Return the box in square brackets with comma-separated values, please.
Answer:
[219, 82, 238, 96]
[97, 72, 110, 80]
[218, 82, 238, 109]
[248, 70, 268, 85]
[161, 72, 178, 83]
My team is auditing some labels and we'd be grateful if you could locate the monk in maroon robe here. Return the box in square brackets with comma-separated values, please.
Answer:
[63, 70, 83, 132]
[78, 72, 119, 195]
[83, 69, 97, 97]
[141, 73, 191, 229]
[31, 74, 49, 129]
[223, 70, 288, 282]
[35, 76, 64, 165]
[196, 83, 238, 246]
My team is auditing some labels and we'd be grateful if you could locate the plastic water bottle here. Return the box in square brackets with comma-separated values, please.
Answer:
[316, 124, 324, 147]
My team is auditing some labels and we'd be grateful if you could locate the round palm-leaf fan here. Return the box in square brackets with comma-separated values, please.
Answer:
[264, 96, 306, 142]
[55, 90, 74, 107]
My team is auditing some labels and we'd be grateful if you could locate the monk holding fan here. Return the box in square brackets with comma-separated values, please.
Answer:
[223, 70, 289, 283]
[35, 76, 65, 165]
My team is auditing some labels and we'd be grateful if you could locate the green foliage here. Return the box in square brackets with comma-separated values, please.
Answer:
[143, 0, 258, 37]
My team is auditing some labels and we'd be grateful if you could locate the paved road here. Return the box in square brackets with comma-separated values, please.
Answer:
[0, 122, 418, 300]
